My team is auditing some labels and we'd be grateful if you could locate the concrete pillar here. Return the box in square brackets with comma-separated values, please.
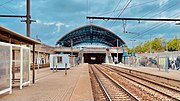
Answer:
[81, 56, 84, 63]
[81, 51, 84, 63]
[106, 49, 112, 63]
[105, 55, 109, 63]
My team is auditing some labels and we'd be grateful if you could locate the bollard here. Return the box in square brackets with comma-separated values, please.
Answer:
[157, 55, 160, 71]
[65, 63, 67, 75]
[165, 56, 168, 72]
[56, 65, 57, 72]
[53, 65, 54, 72]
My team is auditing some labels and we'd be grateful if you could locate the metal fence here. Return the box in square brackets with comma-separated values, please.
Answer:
[126, 51, 180, 70]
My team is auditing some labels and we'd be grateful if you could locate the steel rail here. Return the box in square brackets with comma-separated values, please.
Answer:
[90, 65, 112, 101]
[102, 65, 180, 101]
[103, 64, 180, 92]
[93, 64, 140, 101]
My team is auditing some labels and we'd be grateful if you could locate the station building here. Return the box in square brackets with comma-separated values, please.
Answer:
[55, 24, 127, 64]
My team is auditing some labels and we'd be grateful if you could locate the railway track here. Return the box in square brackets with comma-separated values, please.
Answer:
[99, 64, 180, 101]
[90, 64, 140, 101]
[89, 65, 106, 101]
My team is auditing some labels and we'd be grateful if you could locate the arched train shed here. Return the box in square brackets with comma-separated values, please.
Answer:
[56, 24, 126, 64]
[56, 24, 125, 47]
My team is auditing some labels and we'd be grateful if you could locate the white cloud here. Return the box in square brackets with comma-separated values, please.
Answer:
[13, 1, 26, 9]
[36, 20, 42, 24]
[55, 22, 65, 32]
[44, 22, 56, 26]
[19, 1, 26, 8]
[159, 0, 169, 6]
[156, 34, 164, 38]
[35, 20, 68, 34]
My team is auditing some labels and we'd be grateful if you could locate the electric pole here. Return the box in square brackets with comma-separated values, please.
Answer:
[27, 0, 30, 37]
[0, 0, 36, 84]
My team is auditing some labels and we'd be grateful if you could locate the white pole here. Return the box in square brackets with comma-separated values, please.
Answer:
[37, 51, 39, 73]
[9, 46, 12, 94]
[20, 47, 23, 90]
[150, 34, 152, 54]
[117, 39, 118, 63]
[28, 48, 31, 85]
[165, 42, 168, 72]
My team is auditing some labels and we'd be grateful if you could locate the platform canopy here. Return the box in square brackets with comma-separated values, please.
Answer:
[0, 25, 40, 45]
[56, 24, 125, 47]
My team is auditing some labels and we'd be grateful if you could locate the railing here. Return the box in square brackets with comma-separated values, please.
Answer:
[30, 63, 50, 69]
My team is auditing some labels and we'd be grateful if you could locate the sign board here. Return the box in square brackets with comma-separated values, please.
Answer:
[123, 52, 128, 56]
[0, 42, 12, 95]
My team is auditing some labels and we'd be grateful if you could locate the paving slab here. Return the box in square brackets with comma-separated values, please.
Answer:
[0, 63, 94, 101]
[106, 63, 180, 81]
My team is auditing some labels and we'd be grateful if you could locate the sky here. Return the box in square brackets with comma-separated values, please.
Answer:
[0, 0, 179, 48]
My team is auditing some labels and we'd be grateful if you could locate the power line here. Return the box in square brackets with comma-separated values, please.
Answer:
[109, 0, 132, 29]
[126, 1, 179, 35]
[150, 1, 180, 18]
[1, 5, 15, 14]
[131, 13, 180, 39]
[87, 0, 89, 16]
[117, 0, 132, 17]
[96, 0, 156, 16]
[84, 0, 89, 24]
[87, 13, 180, 40]
[129, 1, 180, 39]
[0, 0, 16, 14]
[110, 0, 122, 16]
[101, 0, 122, 26]
[0, 0, 14, 7]
[141, 0, 170, 18]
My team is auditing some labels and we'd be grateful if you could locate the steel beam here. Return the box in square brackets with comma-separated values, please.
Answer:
[0, 15, 26, 18]
[87, 16, 180, 22]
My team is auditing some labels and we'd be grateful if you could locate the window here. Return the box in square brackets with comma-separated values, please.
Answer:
[91, 57, 96, 60]
[57, 56, 62, 63]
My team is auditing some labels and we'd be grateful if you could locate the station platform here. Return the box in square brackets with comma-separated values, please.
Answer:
[104, 63, 180, 89]
[0, 63, 94, 101]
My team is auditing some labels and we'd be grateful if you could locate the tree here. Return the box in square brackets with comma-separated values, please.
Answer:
[168, 36, 179, 51]
[134, 43, 142, 53]
[142, 41, 151, 53]
[151, 38, 163, 52]
[129, 37, 179, 53]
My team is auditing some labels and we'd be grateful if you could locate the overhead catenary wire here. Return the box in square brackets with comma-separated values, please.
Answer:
[0, 0, 16, 14]
[141, 0, 170, 18]
[84, 0, 90, 24]
[96, 0, 156, 16]
[126, 0, 172, 32]
[130, 13, 180, 39]
[109, 0, 132, 29]
[1, 5, 15, 14]
[127, 0, 179, 36]
[0, 0, 14, 7]
[87, 0, 89, 16]
[110, 0, 122, 17]
[117, 0, 132, 17]
[150, 1, 180, 18]
[101, 0, 122, 26]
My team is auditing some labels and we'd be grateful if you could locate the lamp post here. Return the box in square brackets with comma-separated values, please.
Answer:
[165, 41, 168, 72]
[130, 39, 136, 52]
[130, 39, 136, 66]
[122, 44, 125, 65]
[70, 39, 73, 67]
[150, 34, 152, 54]
[117, 39, 119, 63]
[161, 41, 168, 72]
[71, 40, 73, 56]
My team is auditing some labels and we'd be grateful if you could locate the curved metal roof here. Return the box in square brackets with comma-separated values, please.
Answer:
[56, 24, 125, 47]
